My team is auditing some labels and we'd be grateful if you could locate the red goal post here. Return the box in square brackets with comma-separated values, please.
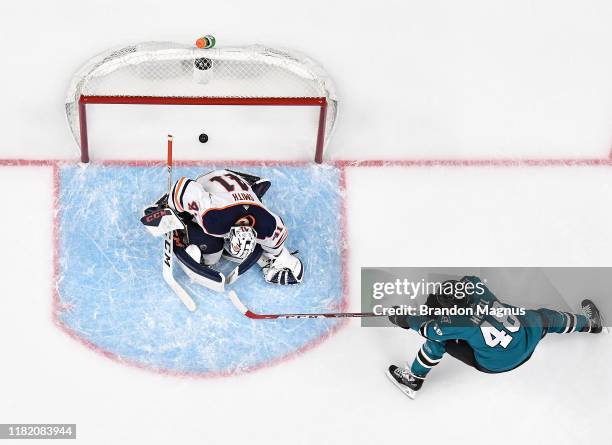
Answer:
[66, 42, 338, 163]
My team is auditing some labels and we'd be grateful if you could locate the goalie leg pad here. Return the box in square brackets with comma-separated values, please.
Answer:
[173, 221, 226, 292]
[174, 242, 225, 292]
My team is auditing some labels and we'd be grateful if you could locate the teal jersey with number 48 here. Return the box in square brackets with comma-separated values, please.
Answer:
[406, 276, 545, 375]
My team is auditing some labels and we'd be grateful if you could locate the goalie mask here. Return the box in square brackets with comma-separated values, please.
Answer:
[226, 226, 257, 260]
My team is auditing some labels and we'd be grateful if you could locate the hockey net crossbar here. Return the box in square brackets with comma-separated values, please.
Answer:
[79, 95, 327, 106]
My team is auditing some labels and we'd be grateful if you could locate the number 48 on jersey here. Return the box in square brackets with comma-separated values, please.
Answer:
[480, 302, 521, 348]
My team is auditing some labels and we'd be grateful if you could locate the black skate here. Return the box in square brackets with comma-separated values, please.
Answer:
[581, 299, 604, 334]
[385, 365, 424, 399]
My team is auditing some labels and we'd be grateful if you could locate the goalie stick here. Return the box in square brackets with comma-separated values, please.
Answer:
[228, 290, 386, 319]
[162, 135, 197, 312]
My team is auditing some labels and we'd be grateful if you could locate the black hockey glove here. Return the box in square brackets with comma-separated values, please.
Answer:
[388, 306, 412, 330]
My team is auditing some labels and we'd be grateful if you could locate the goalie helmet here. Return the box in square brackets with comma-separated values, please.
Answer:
[226, 226, 257, 260]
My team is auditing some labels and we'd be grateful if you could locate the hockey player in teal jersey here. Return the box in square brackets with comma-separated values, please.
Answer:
[386, 276, 604, 399]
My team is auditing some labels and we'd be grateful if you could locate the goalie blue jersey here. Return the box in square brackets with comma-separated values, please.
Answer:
[405, 276, 546, 376]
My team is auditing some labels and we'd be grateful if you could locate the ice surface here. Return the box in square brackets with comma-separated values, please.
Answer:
[57, 164, 343, 374]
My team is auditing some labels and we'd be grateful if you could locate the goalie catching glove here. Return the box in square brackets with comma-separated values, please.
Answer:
[259, 247, 304, 285]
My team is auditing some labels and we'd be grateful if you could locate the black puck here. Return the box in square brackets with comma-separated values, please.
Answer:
[199, 133, 208, 143]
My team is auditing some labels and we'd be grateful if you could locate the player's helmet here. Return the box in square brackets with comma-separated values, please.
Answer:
[434, 278, 474, 309]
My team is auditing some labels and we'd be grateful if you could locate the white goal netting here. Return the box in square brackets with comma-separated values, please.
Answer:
[65, 42, 338, 162]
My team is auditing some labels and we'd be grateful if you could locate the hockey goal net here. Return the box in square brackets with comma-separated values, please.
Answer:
[65, 42, 338, 163]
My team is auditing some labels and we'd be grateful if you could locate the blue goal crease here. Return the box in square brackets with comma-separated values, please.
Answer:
[57, 164, 343, 374]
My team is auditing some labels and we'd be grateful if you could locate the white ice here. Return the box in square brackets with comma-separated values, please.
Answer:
[1, 1, 612, 444]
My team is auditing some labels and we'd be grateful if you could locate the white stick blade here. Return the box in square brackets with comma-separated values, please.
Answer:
[162, 267, 197, 312]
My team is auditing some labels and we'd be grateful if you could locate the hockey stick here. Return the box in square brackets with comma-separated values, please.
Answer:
[162, 135, 197, 312]
[228, 290, 386, 319]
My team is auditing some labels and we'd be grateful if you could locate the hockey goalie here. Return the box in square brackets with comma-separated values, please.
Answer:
[141, 169, 304, 289]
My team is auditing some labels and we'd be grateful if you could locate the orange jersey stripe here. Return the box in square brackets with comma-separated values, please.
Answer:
[173, 177, 187, 212]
